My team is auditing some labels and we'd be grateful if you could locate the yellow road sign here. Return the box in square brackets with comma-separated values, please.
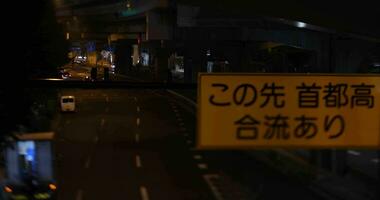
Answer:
[197, 74, 380, 149]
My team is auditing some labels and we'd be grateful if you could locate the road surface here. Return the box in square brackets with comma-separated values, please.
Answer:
[52, 88, 324, 200]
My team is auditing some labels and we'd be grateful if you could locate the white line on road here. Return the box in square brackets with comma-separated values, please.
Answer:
[135, 134, 140, 143]
[137, 106, 140, 112]
[348, 150, 361, 156]
[136, 155, 142, 168]
[198, 163, 208, 170]
[194, 155, 202, 160]
[372, 158, 379, 164]
[137, 118, 140, 126]
[140, 186, 150, 200]
[76, 189, 83, 200]
[106, 96, 109, 102]
[203, 175, 223, 200]
[84, 157, 91, 169]
[101, 118, 105, 126]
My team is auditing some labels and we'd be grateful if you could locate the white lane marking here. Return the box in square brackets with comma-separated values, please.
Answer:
[94, 136, 99, 143]
[84, 157, 91, 169]
[135, 134, 140, 143]
[105, 107, 109, 113]
[101, 118, 105, 126]
[198, 163, 208, 170]
[372, 158, 379, 163]
[136, 155, 142, 168]
[137, 106, 140, 112]
[137, 118, 140, 126]
[134, 97, 138, 102]
[194, 155, 202, 160]
[140, 186, 150, 200]
[76, 189, 83, 200]
[106, 96, 109, 102]
[203, 175, 223, 200]
[348, 150, 361, 156]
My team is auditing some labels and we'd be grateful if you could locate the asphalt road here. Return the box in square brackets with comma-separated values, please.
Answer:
[54, 89, 214, 200]
[51, 88, 325, 200]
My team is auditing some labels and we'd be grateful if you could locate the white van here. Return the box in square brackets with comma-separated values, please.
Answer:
[60, 96, 76, 112]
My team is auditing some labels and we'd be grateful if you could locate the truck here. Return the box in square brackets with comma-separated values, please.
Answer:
[2, 132, 57, 200]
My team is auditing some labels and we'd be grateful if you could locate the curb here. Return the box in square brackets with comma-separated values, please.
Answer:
[166, 90, 197, 108]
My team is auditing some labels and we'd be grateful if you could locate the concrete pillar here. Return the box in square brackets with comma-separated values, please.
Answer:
[115, 39, 135, 75]
[154, 44, 170, 82]
[183, 41, 205, 83]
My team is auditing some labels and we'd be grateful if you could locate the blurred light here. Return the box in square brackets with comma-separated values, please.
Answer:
[49, 184, 57, 191]
[45, 78, 63, 81]
[4, 186, 12, 193]
[10, 195, 27, 200]
[126, 0, 131, 8]
[296, 21, 306, 28]
[34, 193, 50, 199]
[374, 62, 380, 67]
[66, 32, 70, 40]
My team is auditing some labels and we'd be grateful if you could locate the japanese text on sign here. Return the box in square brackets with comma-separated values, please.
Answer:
[197, 74, 380, 148]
